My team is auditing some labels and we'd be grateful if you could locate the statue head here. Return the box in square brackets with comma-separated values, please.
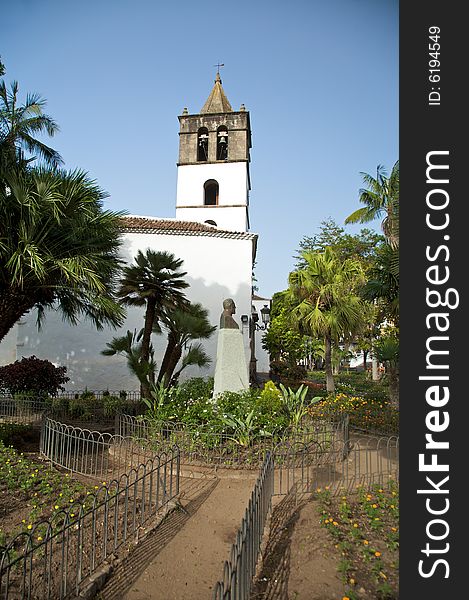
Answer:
[222, 298, 236, 314]
[220, 298, 239, 329]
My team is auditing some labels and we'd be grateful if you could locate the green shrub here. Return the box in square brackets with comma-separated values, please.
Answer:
[0, 356, 69, 397]
[103, 395, 125, 416]
[0, 423, 35, 446]
[269, 360, 307, 382]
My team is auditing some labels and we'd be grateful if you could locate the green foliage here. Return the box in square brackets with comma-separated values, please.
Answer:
[279, 383, 319, 428]
[0, 355, 69, 397]
[103, 395, 125, 416]
[0, 167, 126, 342]
[0, 423, 34, 446]
[345, 161, 399, 249]
[102, 329, 157, 394]
[295, 218, 384, 269]
[262, 307, 308, 364]
[219, 409, 271, 447]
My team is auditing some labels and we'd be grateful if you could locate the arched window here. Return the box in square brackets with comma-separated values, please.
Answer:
[216, 126, 228, 160]
[204, 180, 219, 206]
[197, 127, 209, 161]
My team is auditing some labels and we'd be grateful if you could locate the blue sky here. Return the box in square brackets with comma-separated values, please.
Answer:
[2, 0, 398, 298]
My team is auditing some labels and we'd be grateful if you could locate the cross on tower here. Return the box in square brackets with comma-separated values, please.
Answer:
[213, 62, 225, 75]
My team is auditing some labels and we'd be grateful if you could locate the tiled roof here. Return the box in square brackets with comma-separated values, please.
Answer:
[200, 73, 233, 114]
[120, 216, 257, 241]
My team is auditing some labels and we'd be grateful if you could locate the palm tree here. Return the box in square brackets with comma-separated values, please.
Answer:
[117, 250, 189, 396]
[362, 243, 399, 325]
[0, 81, 63, 170]
[102, 329, 158, 391]
[0, 167, 126, 342]
[288, 248, 366, 392]
[157, 302, 216, 385]
[345, 161, 399, 249]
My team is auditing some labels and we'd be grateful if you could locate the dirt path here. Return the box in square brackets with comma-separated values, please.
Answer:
[252, 493, 345, 600]
[99, 471, 256, 600]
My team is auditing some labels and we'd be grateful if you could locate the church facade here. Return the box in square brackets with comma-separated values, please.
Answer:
[0, 75, 270, 391]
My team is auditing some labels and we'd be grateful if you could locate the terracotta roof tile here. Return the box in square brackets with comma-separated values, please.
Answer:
[120, 216, 257, 241]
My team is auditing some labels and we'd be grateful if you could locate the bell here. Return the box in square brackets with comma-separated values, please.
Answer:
[219, 136, 226, 144]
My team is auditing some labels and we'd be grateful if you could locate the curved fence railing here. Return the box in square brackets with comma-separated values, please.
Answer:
[0, 392, 145, 428]
[212, 452, 274, 600]
[274, 433, 399, 496]
[40, 417, 160, 478]
[0, 446, 179, 600]
[0, 395, 45, 425]
[116, 413, 349, 468]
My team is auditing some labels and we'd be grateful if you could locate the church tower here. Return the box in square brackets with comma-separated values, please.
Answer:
[175, 73, 252, 232]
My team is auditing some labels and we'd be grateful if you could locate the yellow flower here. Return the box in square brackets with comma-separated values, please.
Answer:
[27, 524, 32, 530]
[364, 540, 369, 545]
[37, 536, 43, 542]
[391, 527, 397, 532]
[372, 504, 378, 509]
[349, 578, 355, 585]
[54, 505, 59, 510]
[333, 521, 339, 526]
[375, 551, 381, 557]
[353, 523, 359, 528]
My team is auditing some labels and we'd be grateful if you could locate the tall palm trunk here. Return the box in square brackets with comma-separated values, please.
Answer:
[140, 297, 157, 397]
[158, 332, 178, 384]
[165, 345, 183, 386]
[324, 335, 335, 393]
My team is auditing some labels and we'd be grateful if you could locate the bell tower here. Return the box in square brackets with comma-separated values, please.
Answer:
[175, 73, 252, 232]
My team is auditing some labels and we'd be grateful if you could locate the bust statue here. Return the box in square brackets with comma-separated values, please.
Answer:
[219, 298, 239, 329]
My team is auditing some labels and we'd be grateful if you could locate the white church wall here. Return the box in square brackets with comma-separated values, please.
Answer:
[176, 163, 249, 231]
[175, 206, 247, 232]
[7, 231, 256, 391]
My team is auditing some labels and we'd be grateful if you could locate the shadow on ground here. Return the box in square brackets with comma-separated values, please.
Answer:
[251, 487, 309, 600]
[98, 477, 219, 599]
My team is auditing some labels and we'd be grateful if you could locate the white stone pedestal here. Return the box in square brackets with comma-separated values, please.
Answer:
[213, 328, 249, 397]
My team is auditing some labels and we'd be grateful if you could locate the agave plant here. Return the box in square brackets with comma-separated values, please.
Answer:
[220, 409, 272, 447]
[279, 383, 320, 429]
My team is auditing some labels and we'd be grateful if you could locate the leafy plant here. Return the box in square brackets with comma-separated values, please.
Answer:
[220, 409, 271, 447]
[279, 383, 319, 428]
[0, 356, 69, 397]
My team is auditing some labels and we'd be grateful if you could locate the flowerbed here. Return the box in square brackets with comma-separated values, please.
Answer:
[308, 393, 399, 435]
[0, 441, 99, 546]
[316, 481, 399, 599]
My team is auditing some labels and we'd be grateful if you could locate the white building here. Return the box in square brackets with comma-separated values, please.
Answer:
[0, 74, 271, 391]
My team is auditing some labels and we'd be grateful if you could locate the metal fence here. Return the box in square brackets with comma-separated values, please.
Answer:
[274, 432, 399, 496]
[212, 453, 274, 600]
[0, 445, 179, 600]
[40, 417, 160, 478]
[0, 393, 145, 429]
[0, 396, 45, 425]
[116, 413, 349, 468]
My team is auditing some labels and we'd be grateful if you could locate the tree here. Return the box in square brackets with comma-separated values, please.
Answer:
[287, 248, 366, 393]
[0, 167, 126, 342]
[157, 302, 215, 386]
[362, 243, 399, 325]
[102, 329, 158, 392]
[0, 81, 63, 169]
[117, 250, 189, 397]
[345, 161, 399, 249]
